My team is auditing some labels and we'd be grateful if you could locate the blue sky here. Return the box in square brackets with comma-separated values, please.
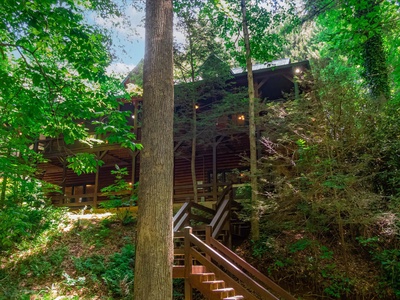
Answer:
[87, 3, 185, 78]
[87, 3, 145, 77]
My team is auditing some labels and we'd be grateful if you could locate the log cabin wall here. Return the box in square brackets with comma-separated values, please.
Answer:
[37, 60, 310, 207]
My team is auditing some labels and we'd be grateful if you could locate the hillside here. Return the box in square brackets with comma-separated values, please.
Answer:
[0, 210, 137, 299]
[1, 206, 397, 300]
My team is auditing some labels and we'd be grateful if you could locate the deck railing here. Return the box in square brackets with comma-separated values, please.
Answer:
[180, 226, 296, 300]
[51, 183, 231, 208]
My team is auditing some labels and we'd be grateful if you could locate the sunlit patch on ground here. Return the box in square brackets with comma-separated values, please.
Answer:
[67, 212, 114, 220]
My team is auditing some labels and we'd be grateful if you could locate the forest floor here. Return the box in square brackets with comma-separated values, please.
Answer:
[0, 208, 392, 299]
[0, 210, 137, 299]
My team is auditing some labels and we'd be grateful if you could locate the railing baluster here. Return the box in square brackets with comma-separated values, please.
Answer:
[184, 227, 193, 300]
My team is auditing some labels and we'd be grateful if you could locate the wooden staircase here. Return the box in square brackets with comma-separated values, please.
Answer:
[173, 185, 296, 300]
[190, 266, 243, 300]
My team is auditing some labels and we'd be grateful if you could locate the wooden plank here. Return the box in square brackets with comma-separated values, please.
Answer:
[190, 248, 260, 300]
[189, 235, 278, 300]
[209, 237, 297, 300]
[173, 266, 185, 278]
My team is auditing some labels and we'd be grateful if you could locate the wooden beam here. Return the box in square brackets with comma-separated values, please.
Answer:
[93, 151, 102, 208]
[212, 135, 226, 201]
[133, 100, 138, 136]
[257, 75, 271, 91]
[174, 140, 184, 152]
[61, 158, 67, 205]
[99, 150, 108, 160]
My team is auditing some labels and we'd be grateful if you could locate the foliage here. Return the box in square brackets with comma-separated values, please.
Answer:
[66, 153, 105, 175]
[205, 0, 297, 66]
[0, 203, 66, 252]
[0, 0, 138, 206]
[73, 244, 135, 298]
[100, 165, 138, 225]
[358, 236, 400, 297]
[250, 54, 400, 297]
[301, 0, 400, 103]
[18, 246, 69, 279]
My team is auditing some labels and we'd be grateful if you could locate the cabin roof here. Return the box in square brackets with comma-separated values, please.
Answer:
[231, 58, 291, 74]
[122, 57, 309, 87]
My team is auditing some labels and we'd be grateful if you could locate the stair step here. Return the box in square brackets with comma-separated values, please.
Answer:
[192, 265, 206, 273]
[202, 280, 225, 290]
[212, 287, 235, 298]
[192, 272, 216, 282]
[223, 296, 244, 300]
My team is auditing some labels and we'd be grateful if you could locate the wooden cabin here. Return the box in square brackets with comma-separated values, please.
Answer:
[36, 58, 309, 208]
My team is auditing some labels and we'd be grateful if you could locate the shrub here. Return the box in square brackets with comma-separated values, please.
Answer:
[0, 205, 66, 252]
[73, 244, 135, 298]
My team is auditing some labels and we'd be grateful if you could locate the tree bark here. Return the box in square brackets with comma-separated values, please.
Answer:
[241, 0, 259, 241]
[189, 31, 198, 203]
[357, 1, 390, 104]
[133, 0, 174, 299]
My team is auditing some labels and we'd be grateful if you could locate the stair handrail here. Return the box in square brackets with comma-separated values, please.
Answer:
[173, 201, 191, 232]
[215, 183, 232, 207]
[184, 226, 280, 300]
[209, 184, 233, 239]
[173, 201, 216, 233]
[206, 225, 296, 300]
[209, 198, 230, 239]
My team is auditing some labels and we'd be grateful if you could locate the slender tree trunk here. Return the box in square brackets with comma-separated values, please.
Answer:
[191, 101, 198, 202]
[133, 0, 174, 298]
[241, 0, 259, 241]
[188, 32, 198, 203]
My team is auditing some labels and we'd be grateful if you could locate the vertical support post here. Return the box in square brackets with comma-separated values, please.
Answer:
[293, 67, 300, 100]
[205, 225, 212, 261]
[294, 80, 299, 100]
[212, 138, 217, 202]
[133, 100, 138, 136]
[61, 159, 67, 204]
[130, 151, 138, 194]
[93, 152, 100, 208]
[184, 227, 193, 300]
[228, 187, 233, 249]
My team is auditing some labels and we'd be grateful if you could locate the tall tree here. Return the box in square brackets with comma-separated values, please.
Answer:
[174, 0, 230, 202]
[133, 0, 174, 299]
[174, 1, 208, 202]
[207, 0, 296, 240]
[240, 0, 259, 241]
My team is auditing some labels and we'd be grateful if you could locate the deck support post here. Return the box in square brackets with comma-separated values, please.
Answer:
[93, 152, 100, 208]
[205, 225, 212, 261]
[184, 227, 193, 300]
[212, 139, 217, 202]
[61, 158, 67, 205]
[212, 136, 224, 202]
[130, 150, 139, 191]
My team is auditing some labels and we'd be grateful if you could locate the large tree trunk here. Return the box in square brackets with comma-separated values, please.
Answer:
[133, 0, 174, 299]
[241, 0, 259, 241]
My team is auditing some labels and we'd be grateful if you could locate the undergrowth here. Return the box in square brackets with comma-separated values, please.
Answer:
[0, 208, 137, 300]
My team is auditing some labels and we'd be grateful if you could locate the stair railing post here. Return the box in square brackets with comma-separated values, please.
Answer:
[187, 202, 192, 228]
[184, 226, 193, 300]
[205, 225, 212, 261]
[228, 185, 233, 248]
